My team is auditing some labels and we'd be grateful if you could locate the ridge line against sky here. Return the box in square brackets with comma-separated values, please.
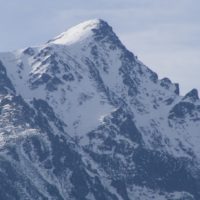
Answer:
[0, 0, 199, 95]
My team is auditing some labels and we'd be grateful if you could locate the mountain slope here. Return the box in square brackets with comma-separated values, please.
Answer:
[0, 19, 199, 199]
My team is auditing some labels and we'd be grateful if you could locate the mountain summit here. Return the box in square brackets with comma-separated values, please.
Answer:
[48, 19, 114, 45]
[0, 19, 200, 200]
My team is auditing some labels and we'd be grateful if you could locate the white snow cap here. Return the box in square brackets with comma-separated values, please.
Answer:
[49, 19, 103, 45]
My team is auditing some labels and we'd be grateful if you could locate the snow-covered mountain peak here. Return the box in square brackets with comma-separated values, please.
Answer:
[183, 88, 199, 102]
[0, 20, 200, 200]
[48, 19, 110, 45]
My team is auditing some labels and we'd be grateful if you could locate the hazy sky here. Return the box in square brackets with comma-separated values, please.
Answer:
[0, 0, 199, 95]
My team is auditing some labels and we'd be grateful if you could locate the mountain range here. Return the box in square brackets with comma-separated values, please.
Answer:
[0, 19, 200, 200]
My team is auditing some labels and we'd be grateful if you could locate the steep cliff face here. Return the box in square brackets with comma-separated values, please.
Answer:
[0, 19, 199, 199]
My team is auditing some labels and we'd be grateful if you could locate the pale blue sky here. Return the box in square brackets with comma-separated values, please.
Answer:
[0, 0, 199, 95]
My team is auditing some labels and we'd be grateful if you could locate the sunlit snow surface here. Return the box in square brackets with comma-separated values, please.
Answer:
[49, 19, 100, 45]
